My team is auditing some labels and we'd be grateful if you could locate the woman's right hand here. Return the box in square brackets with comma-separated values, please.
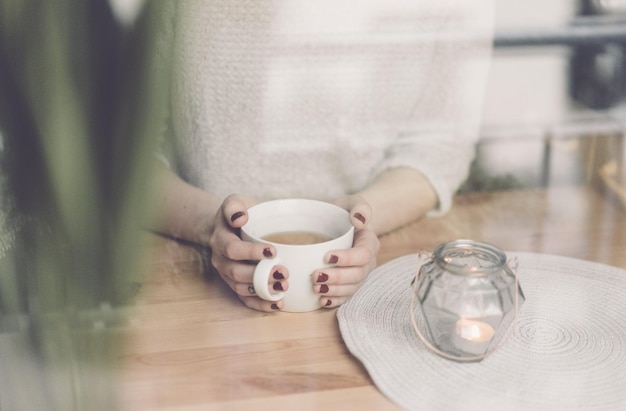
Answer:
[208, 194, 289, 312]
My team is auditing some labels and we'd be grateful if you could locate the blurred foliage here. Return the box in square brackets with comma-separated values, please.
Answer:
[0, 1, 170, 409]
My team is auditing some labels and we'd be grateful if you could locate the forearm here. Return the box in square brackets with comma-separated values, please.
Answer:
[356, 167, 437, 236]
[151, 162, 222, 244]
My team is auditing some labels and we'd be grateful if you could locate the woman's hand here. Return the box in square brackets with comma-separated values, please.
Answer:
[208, 194, 289, 312]
[313, 195, 380, 308]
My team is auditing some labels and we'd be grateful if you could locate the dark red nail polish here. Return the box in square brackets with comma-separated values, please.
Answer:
[325, 299, 332, 307]
[273, 282, 284, 291]
[328, 255, 339, 264]
[263, 248, 273, 258]
[230, 211, 245, 222]
[355, 212, 366, 224]
[317, 273, 329, 283]
[319, 284, 329, 294]
[271, 304, 279, 310]
[273, 271, 284, 280]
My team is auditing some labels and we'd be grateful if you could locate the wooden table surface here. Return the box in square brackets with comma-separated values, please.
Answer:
[117, 185, 626, 411]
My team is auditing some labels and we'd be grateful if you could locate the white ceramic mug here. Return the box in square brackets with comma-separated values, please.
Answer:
[241, 199, 354, 312]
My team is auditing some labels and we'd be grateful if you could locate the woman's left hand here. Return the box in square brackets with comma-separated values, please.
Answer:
[312, 195, 380, 308]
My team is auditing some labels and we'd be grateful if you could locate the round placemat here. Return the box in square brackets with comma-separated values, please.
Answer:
[338, 252, 626, 411]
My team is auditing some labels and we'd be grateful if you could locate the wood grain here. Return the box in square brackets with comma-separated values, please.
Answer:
[117, 185, 626, 410]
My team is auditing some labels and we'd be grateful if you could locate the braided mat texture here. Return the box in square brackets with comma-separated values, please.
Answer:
[338, 252, 626, 411]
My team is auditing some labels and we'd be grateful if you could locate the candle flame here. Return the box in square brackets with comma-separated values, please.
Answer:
[456, 319, 495, 342]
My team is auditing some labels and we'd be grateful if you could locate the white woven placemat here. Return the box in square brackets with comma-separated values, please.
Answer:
[338, 252, 626, 411]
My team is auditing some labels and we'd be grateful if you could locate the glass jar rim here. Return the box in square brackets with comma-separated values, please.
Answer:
[432, 239, 507, 277]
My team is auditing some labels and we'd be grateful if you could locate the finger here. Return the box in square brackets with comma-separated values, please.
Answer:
[212, 198, 277, 261]
[222, 194, 257, 228]
[223, 238, 276, 262]
[334, 194, 372, 230]
[247, 280, 289, 297]
[216, 263, 288, 295]
[349, 203, 371, 230]
[325, 229, 379, 267]
[319, 295, 350, 309]
[238, 295, 284, 312]
[212, 258, 255, 284]
[312, 266, 367, 286]
[271, 265, 289, 281]
[212, 229, 276, 262]
[267, 266, 289, 295]
[233, 280, 288, 297]
[314, 282, 362, 298]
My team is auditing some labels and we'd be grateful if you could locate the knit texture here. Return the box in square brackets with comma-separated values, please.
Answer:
[163, 0, 494, 215]
[338, 253, 626, 410]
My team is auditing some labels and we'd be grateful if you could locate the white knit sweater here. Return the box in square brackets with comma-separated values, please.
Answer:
[162, 0, 493, 215]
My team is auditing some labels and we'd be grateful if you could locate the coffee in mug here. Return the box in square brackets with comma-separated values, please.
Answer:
[241, 199, 354, 312]
[261, 231, 333, 245]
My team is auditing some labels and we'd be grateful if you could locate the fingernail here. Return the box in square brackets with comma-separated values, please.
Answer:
[317, 273, 329, 283]
[273, 271, 284, 280]
[263, 248, 273, 258]
[273, 282, 284, 291]
[319, 284, 329, 294]
[328, 255, 339, 264]
[271, 303, 280, 310]
[230, 211, 245, 222]
[354, 212, 366, 224]
[325, 299, 332, 307]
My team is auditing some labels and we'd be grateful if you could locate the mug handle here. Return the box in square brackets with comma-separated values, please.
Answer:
[252, 256, 284, 301]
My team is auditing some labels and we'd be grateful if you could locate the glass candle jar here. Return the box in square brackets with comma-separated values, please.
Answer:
[412, 240, 525, 361]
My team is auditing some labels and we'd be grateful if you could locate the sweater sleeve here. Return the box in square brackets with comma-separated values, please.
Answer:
[373, 0, 494, 216]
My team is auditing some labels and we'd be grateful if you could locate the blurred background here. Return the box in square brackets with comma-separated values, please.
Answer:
[464, 0, 626, 193]
[0, 0, 624, 410]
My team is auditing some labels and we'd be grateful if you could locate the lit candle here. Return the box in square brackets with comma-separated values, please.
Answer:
[456, 319, 495, 342]
[453, 318, 495, 355]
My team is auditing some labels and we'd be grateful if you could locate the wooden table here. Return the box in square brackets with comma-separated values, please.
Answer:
[117, 185, 626, 411]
